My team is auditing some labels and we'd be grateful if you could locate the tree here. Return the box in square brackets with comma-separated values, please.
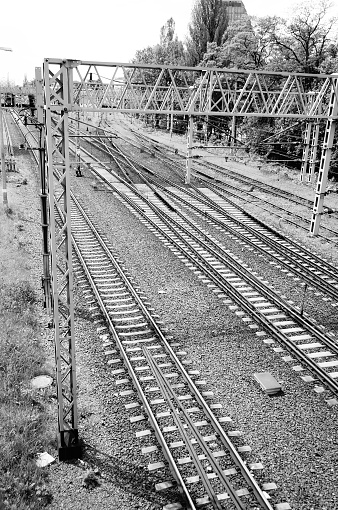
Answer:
[225, 16, 278, 69]
[268, 0, 337, 73]
[133, 18, 185, 68]
[200, 16, 277, 70]
[319, 41, 338, 73]
[199, 0, 337, 73]
[186, 0, 229, 66]
[160, 17, 176, 48]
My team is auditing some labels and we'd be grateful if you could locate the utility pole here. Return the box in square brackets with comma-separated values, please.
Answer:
[185, 114, 194, 184]
[185, 86, 196, 185]
[75, 110, 81, 176]
[0, 99, 7, 207]
[170, 89, 174, 139]
[0, 46, 13, 207]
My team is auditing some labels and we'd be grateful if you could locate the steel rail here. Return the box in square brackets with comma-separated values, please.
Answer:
[83, 126, 317, 236]
[140, 166, 338, 281]
[198, 175, 314, 229]
[128, 127, 338, 233]
[189, 178, 338, 271]
[85, 128, 338, 299]
[144, 347, 242, 510]
[12, 114, 303, 506]
[20, 110, 338, 420]
[195, 173, 338, 238]
[80, 154, 338, 396]
[141, 205, 338, 396]
[70, 191, 274, 510]
[61, 120, 338, 308]
[68, 197, 195, 509]
[13, 116, 191, 502]
[97, 121, 338, 241]
[100, 127, 315, 239]
[149, 179, 338, 301]
[68, 125, 136, 186]
[126, 183, 338, 355]
[196, 160, 313, 208]
[76, 124, 338, 311]
[132, 128, 313, 208]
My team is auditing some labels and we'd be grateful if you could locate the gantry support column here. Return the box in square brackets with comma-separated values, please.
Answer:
[185, 114, 194, 184]
[308, 115, 321, 183]
[35, 67, 52, 314]
[230, 116, 236, 155]
[0, 96, 8, 207]
[310, 75, 338, 236]
[300, 121, 312, 182]
[43, 59, 80, 459]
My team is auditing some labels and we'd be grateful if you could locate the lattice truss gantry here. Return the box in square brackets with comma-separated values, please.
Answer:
[69, 62, 334, 118]
[39, 59, 337, 458]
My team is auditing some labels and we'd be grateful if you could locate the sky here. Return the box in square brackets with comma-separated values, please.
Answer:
[0, 0, 337, 85]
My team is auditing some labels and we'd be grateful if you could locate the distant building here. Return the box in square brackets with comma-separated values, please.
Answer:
[223, 0, 248, 23]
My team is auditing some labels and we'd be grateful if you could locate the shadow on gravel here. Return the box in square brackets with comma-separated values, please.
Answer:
[81, 442, 182, 508]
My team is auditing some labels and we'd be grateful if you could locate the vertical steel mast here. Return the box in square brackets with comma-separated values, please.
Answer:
[35, 67, 52, 314]
[310, 75, 338, 235]
[43, 59, 80, 459]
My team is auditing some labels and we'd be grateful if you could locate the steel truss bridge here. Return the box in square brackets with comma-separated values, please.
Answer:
[34, 59, 337, 458]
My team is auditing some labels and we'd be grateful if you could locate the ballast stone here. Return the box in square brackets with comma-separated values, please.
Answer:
[254, 372, 282, 395]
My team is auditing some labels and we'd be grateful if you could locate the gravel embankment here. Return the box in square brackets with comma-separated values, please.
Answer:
[7, 112, 338, 510]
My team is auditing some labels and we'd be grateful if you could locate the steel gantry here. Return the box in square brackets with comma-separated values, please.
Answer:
[39, 59, 337, 458]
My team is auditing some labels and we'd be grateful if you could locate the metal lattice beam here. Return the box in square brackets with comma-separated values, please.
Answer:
[45, 59, 336, 119]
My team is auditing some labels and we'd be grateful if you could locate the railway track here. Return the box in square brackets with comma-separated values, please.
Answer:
[14, 108, 290, 509]
[149, 179, 338, 302]
[68, 193, 284, 510]
[129, 127, 313, 208]
[2, 109, 15, 168]
[83, 169, 338, 400]
[94, 125, 321, 235]
[60, 121, 338, 400]
[14, 110, 338, 507]
[81, 120, 338, 305]
[118, 123, 338, 240]
[15, 109, 338, 400]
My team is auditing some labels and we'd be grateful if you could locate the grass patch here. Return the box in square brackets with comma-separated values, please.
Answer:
[0, 279, 54, 508]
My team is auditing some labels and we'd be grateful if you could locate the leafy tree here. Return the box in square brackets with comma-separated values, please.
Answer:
[160, 17, 176, 48]
[200, 16, 277, 69]
[224, 16, 278, 69]
[186, 0, 229, 66]
[199, 0, 337, 73]
[131, 18, 186, 94]
[131, 19, 187, 127]
[268, 0, 337, 73]
[318, 41, 338, 73]
[133, 18, 185, 68]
